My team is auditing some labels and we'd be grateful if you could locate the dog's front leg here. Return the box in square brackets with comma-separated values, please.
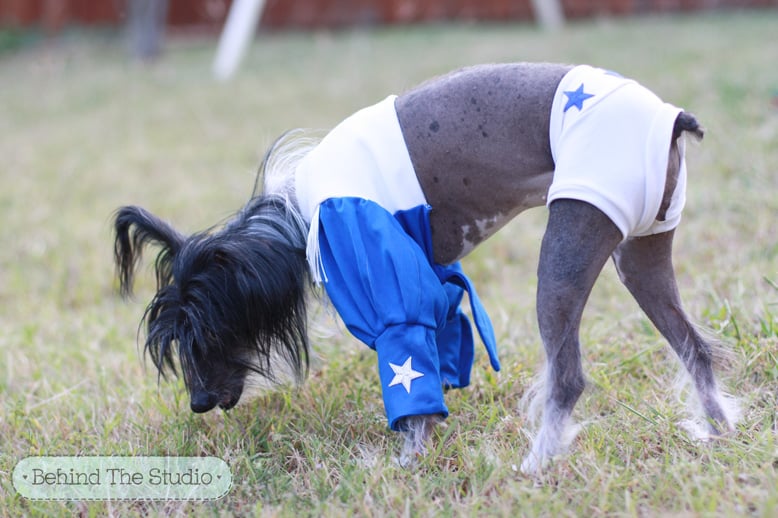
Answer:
[521, 200, 622, 474]
[612, 231, 736, 435]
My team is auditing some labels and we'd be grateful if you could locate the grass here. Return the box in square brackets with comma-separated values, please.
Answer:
[1, 10, 778, 516]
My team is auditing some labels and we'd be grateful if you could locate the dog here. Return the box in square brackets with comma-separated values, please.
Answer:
[113, 63, 737, 474]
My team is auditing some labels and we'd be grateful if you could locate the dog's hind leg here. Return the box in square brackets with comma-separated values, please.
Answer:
[521, 199, 623, 474]
[612, 231, 735, 436]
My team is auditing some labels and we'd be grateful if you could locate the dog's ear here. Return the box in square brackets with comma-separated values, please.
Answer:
[113, 206, 186, 297]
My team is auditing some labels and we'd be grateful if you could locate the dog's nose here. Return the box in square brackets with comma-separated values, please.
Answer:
[190, 391, 219, 413]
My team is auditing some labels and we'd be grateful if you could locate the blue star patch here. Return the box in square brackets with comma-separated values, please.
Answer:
[563, 83, 595, 112]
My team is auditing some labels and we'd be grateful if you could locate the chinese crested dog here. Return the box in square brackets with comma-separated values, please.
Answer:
[114, 63, 737, 473]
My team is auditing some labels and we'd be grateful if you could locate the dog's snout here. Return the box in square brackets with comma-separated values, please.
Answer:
[190, 390, 219, 413]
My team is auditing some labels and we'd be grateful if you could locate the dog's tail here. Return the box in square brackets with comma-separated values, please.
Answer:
[673, 111, 704, 142]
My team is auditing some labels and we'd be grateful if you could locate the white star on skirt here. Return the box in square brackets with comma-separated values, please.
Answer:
[388, 356, 424, 393]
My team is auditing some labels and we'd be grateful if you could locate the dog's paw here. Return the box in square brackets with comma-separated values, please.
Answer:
[397, 425, 429, 469]
[520, 420, 581, 475]
[397, 447, 423, 469]
[679, 392, 740, 441]
[519, 452, 547, 475]
[677, 417, 736, 442]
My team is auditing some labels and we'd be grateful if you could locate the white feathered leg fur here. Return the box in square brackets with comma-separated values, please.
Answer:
[397, 414, 443, 468]
[518, 364, 583, 474]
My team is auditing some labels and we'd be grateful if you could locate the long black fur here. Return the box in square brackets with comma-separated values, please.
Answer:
[113, 194, 312, 412]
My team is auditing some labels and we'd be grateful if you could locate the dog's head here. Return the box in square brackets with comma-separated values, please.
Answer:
[113, 197, 310, 413]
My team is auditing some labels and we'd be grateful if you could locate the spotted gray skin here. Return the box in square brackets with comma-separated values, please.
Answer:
[396, 62, 571, 265]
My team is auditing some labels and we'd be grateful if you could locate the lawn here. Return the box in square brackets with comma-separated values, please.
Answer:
[1, 10, 777, 517]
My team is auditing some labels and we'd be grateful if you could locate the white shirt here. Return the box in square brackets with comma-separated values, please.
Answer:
[548, 65, 686, 238]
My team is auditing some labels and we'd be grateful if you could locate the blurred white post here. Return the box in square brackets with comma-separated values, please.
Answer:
[127, 0, 169, 61]
[213, 0, 266, 81]
[530, 0, 565, 30]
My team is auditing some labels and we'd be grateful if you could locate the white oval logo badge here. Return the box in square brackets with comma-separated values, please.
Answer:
[13, 456, 231, 501]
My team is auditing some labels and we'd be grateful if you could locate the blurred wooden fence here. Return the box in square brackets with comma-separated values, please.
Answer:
[1, 0, 776, 30]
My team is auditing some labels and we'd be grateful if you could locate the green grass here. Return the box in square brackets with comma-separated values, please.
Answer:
[2, 10, 778, 516]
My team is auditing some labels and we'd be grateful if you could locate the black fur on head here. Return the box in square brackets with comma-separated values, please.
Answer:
[113, 195, 311, 413]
